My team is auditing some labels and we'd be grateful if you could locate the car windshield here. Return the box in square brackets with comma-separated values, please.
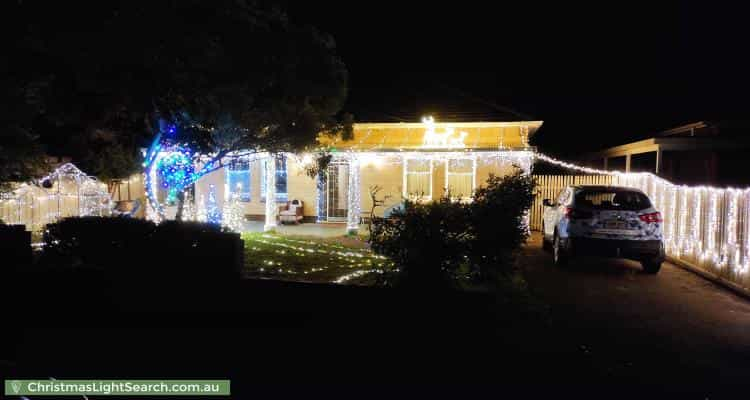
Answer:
[574, 189, 651, 211]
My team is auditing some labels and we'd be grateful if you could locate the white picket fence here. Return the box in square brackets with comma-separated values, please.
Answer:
[530, 173, 750, 291]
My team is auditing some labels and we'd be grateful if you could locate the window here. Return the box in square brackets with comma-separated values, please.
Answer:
[575, 189, 651, 211]
[226, 159, 251, 202]
[404, 159, 432, 199]
[446, 158, 475, 200]
[261, 154, 288, 202]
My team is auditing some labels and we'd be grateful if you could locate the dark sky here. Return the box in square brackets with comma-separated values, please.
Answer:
[285, 1, 750, 155]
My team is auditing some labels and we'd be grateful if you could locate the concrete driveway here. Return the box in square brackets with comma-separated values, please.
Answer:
[521, 232, 750, 392]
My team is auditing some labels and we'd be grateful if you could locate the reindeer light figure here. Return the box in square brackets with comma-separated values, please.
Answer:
[421, 116, 468, 148]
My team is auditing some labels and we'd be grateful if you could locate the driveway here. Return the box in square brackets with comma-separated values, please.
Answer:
[521, 232, 750, 393]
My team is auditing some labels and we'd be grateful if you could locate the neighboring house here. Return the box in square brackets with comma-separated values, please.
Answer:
[189, 118, 542, 232]
[580, 121, 750, 186]
[0, 163, 111, 231]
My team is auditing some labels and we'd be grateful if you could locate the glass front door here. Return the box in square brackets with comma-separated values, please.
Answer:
[326, 162, 349, 221]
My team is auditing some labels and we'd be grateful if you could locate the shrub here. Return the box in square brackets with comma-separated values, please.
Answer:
[369, 197, 471, 288]
[42, 217, 242, 281]
[369, 167, 534, 287]
[469, 170, 535, 280]
[0, 223, 31, 268]
[149, 221, 242, 281]
[42, 216, 157, 268]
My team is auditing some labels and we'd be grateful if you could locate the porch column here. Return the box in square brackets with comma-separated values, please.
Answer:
[346, 155, 361, 234]
[625, 154, 632, 173]
[264, 154, 277, 231]
[316, 170, 327, 223]
[655, 149, 662, 175]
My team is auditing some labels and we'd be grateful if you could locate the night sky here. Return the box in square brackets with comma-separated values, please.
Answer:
[286, 2, 750, 155]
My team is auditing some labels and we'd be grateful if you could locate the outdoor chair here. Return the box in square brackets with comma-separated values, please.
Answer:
[279, 199, 304, 224]
[112, 199, 141, 218]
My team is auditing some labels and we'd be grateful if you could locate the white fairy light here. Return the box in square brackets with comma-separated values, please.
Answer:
[264, 154, 277, 231]
[346, 154, 361, 233]
[181, 190, 196, 221]
[195, 194, 207, 223]
[222, 192, 245, 232]
[726, 191, 739, 268]
[243, 233, 392, 283]
[706, 191, 718, 264]
[676, 189, 687, 257]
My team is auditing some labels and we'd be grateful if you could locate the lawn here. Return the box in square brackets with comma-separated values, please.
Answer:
[242, 232, 394, 284]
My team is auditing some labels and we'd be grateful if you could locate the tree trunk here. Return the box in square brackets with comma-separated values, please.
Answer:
[175, 190, 185, 221]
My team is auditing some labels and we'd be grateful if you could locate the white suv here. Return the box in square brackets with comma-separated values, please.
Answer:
[542, 185, 665, 273]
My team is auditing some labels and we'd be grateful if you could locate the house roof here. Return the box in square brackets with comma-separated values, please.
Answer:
[318, 120, 543, 151]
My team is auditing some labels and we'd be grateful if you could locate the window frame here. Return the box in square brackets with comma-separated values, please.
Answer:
[444, 157, 477, 202]
[403, 158, 433, 200]
[261, 154, 289, 203]
[225, 159, 252, 202]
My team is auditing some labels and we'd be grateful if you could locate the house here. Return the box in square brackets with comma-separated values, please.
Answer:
[580, 121, 750, 186]
[0, 163, 112, 231]
[190, 117, 542, 232]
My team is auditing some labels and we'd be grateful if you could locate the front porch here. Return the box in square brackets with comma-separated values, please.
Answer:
[180, 119, 541, 234]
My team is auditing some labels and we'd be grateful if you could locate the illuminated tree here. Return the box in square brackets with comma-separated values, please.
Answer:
[222, 193, 245, 232]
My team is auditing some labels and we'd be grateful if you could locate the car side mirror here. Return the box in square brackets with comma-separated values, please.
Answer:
[543, 199, 554, 207]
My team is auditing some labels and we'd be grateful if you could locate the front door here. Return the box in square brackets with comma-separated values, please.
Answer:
[326, 161, 349, 221]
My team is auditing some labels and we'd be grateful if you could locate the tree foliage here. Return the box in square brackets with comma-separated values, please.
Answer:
[0, 51, 49, 192]
[3, 0, 350, 181]
[0, 128, 48, 193]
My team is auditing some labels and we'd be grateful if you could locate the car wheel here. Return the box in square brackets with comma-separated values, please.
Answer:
[553, 234, 568, 267]
[641, 260, 662, 274]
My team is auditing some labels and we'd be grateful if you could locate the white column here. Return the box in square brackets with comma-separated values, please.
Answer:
[655, 149, 662, 175]
[264, 155, 277, 231]
[346, 155, 361, 234]
[625, 154, 632, 173]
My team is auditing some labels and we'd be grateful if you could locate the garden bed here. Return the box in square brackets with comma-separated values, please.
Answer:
[242, 232, 393, 285]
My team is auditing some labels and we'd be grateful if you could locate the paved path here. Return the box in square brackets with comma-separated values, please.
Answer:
[521, 233, 750, 392]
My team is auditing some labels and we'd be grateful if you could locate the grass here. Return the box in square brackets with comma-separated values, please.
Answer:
[242, 232, 394, 285]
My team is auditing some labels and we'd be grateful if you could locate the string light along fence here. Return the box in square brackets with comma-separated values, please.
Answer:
[0, 163, 112, 232]
[533, 154, 750, 291]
